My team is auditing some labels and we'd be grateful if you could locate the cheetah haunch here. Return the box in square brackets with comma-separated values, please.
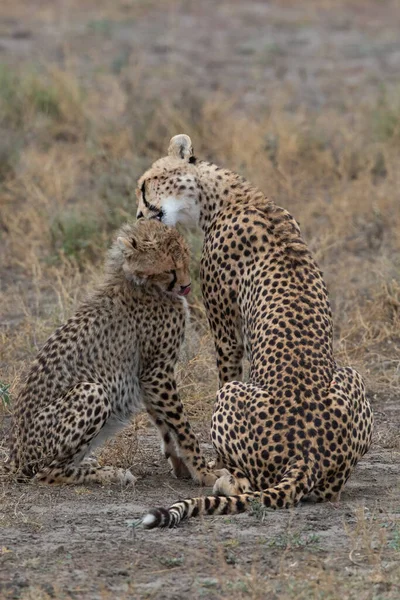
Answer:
[7, 219, 216, 486]
[135, 134, 373, 527]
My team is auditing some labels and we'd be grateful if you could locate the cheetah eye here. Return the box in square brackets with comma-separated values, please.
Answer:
[167, 269, 177, 292]
[150, 210, 164, 222]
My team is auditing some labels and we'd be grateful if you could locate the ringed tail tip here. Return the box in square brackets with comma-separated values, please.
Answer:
[141, 507, 175, 529]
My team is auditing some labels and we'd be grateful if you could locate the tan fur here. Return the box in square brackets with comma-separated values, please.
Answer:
[6, 220, 216, 486]
[136, 136, 373, 527]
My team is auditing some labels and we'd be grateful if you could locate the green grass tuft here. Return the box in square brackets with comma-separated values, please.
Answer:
[0, 381, 11, 408]
[49, 210, 103, 264]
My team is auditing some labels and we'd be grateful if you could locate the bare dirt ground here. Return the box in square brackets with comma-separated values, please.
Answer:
[1, 1, 400, 599]
[1, 411, 400, 600]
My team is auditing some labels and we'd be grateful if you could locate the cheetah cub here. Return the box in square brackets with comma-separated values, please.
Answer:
[7, 220, 216, 486]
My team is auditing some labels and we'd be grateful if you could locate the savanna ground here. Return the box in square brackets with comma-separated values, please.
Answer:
[1, 0, 400, 598]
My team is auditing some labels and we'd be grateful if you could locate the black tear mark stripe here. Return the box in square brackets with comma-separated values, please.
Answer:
[141, 181, 162, 215]
[141, 181, 147, 204]
[167, 270, 177, 292]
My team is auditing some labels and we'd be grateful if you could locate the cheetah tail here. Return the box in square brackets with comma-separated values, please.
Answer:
[140, 493, 252, 529]
[140, 461, 313, 528]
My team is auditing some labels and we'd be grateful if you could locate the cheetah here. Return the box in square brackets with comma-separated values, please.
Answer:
[134, 134, 373, 527]
[6, 219, 216, 486]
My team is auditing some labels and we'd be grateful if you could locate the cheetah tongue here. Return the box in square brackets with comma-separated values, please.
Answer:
[179, 286, 191, 296]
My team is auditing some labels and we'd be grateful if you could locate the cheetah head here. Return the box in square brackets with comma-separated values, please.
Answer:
[136, 134, 200, 227]
[114, 220, 191, 296]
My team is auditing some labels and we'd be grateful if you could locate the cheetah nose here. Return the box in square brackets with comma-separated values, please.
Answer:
[179, 283, 191, 296]
[137, 211, 144, 220]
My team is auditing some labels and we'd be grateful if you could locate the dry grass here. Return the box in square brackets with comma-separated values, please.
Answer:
[1, 64, 400, 410]
[1, 59, 399, 490]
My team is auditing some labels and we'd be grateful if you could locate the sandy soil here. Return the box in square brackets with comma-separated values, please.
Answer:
[1, 394, 399, 599]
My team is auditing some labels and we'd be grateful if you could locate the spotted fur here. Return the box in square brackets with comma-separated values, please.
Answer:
[6, 220, 216, 486]
[136, 135, 373, 527]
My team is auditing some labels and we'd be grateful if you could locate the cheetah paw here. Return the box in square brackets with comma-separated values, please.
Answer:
[169, 456, 192, 479]
[199, 471, 219, 487]
[213, 472, 239, 496]
[214, 468, 231, 478]
[207, 458, 224, 470]
[118, 469, 137, 487]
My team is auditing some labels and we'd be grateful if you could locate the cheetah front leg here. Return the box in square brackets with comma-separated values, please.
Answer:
[146, 407, 192, 479]
[211, 329, 244, 387]
[141, 366, 217, 486]
[215, 342, 244, 387]
[201, 273, 244, 387]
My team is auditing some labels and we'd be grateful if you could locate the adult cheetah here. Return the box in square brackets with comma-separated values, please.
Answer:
[6, 220, 216, 486]
[135, 135, 373, 527]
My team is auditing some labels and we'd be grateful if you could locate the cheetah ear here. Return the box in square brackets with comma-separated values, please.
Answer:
[117, 236, 137, 254]
[168, 134, 194, 160]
